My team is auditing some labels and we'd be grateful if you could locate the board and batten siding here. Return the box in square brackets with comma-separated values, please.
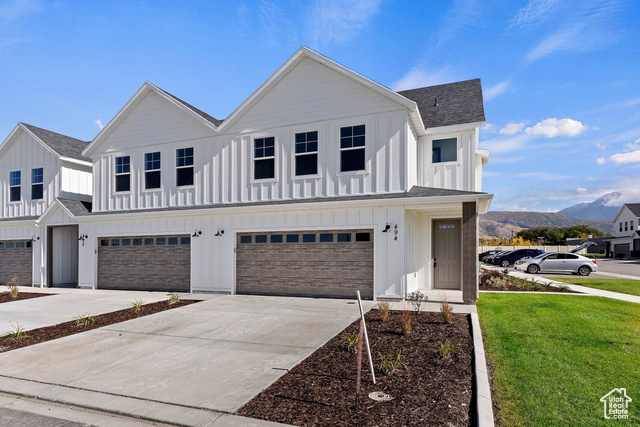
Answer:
[0, 131, 63, 218]
[60, 163, 92, 199]
[417, 129, 480, 192]
[76, 205, 407, 298]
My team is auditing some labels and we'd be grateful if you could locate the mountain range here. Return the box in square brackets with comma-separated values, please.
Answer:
[480, 192, 623, 240]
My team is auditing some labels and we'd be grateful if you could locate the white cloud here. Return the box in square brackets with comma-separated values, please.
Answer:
[309, 0, 381, 48]
[610, 150, 640, 164]
[510, 0, 561, 31]
[499, 122, 526, 136]
[484, 81, 510, 101]
[636, 138, 640, 143]
[481, 133, 531, 154]
[597, 157, 605, 165]
[575, 187, 588, 194]
[596, 143, 606, 151]
[482, 123, 497, 133]
[391, 66, 456, 91]
[94, 119, 104, 130]
[525, 118, 587, 138]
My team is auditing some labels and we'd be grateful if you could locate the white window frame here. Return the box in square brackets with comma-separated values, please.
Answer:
[252, 136, 276, 182]
[144, 151, 162, 190]
[9, 170, 21, 202]
[31, 167, 44, 200]
[431, 136, 459, 164]
[338, 124, 366, 174]
[114, 155, 131, 193]
[176, 147, 194, 187]
[294, 130, 319, 178]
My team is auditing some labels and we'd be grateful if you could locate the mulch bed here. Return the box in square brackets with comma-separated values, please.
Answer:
[237, 309, 474, 426]
[0, 299, 197, 353]
[479, 269, 578, 293]
[0, 292, 50, 304]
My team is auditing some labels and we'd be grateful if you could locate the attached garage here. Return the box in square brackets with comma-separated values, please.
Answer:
[615, 243, 630, 259]
[97, 235, 191, 292]
[236, 229, 374, 299]
[0, 240, 33, 286]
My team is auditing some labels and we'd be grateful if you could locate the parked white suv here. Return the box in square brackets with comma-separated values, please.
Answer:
[514, 252, 598, 276]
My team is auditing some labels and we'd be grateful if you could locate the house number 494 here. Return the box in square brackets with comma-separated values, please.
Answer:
[394, 224, 398, 241]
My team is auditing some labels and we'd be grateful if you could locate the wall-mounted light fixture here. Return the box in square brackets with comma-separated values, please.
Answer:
[78, 234, 88, 246]
[31, 235, 40, 241]
[192, 229, 203, 237]
[382, 223, 392, 233]
[214, 228, 225, 237]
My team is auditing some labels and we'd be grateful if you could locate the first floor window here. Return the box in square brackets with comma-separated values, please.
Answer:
[176, 148, 194, 186]
[295, 131, 318, 176]
[340, 125, 365, 172]
[115, 156, 130, 192]
[31, 167, 43, 200]
[254, 137, 275, 179]
[145, 152, 161, 189]
[432, 137, 457, 163]
[9, 171, 20, 201]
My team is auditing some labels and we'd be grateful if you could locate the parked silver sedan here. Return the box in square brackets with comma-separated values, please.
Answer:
[514, 252, 598, 276]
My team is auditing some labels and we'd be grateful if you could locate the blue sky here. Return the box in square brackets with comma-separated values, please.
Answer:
[0, 0, 638, 212]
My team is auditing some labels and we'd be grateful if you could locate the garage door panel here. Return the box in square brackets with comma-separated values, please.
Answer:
[236, 230, 373, 299]
[0, 242, 32, 286]
[98, 236, 190, 292]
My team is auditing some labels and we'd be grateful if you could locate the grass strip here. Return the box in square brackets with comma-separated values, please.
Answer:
[552, 277, 640, 297]
[477, 293, 640, 425]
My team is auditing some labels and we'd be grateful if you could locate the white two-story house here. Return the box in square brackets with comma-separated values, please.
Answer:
[0, 123, 92, 286]
[610, 203, 640, 258]
[1, 47, 492, 302]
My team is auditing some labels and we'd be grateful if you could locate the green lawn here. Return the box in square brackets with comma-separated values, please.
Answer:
[477, 293, 640, 426]
[552, 277, 640, 297]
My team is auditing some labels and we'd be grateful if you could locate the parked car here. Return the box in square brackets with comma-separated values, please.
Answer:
[492, 249, 545, 267]
[483, 250, 510, 264]
[514, 252, 598, 276]
[479, 250, 501, 262]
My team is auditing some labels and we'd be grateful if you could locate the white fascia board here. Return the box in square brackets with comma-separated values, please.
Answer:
[60, 156, 92, 168]
[424, 121, 486, 136]
[76, 193, 494, 222]
[0, 124, 23, 160]
[612, 205, 629, 224]
[0, 218, 38, 227]
[18, 124, 62, 160]
[36, 199, 75, 226]
[216, 46, 419, 134]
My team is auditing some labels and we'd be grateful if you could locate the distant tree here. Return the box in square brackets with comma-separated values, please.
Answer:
[516, 225, 604, 245]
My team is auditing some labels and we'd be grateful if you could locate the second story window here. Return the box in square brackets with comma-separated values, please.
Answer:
[176, 147, 194, 186]
[625, 221, 628, 231]
[31, 168, 43, 200]
[115, 156, 131, 192]
[620, 222, 623, 232]
[340, 125, 365, 172]
[254, 137, 275, 180]
[145, 152, 161, 189]
[432, 138, 457, 163]
[295, 131, 318, 176]
[9, 171, 20, 202]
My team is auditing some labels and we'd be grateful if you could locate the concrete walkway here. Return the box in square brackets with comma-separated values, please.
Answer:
[506, 269, 640, 304]
[0, 290, 373, 426]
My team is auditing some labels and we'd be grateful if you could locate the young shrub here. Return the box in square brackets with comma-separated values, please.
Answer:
[7, 280, 19, 299]
[399, 310, 413, 335]
[131, 298, 144, 312]
[8, 323, 27, 340]
[379, 351, 408, 375]
[377, 300, 391, 321]
[439, 339, 455, 361]
[557, 283, 571, 292]
[74, 313, 95, 327]
[487, 275, 510, 290]
[405, 291, 427, 313]
[440, 299, 453, 324]
[168, 292, 181, 305]
[340, 331, 360, 354]
[530, 282, 543, 291]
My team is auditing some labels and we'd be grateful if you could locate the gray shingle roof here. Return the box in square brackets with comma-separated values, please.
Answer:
[154, 86, 224, 127]
[397, 79, 485, 129]
[76, 186, 487, 218]
[58, 198, 92, 216]
[21, 123, 90, 162]
[625, 203, 640, 217]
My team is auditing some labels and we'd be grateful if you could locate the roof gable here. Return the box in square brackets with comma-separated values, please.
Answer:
[397, 79, 485, 129]
[624, 203, 640, 217]
[83, 82, 222, 157]
[0, 123, 90, 164]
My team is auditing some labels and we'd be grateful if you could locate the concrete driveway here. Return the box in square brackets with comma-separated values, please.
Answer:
[0, 292, 373, 425]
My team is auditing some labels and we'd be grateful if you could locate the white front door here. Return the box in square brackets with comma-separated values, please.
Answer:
[433, 219, 461, 290]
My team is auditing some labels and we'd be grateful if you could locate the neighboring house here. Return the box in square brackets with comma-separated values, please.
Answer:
[0, 47, 493, 302]
[610, 203, 640, 258]
[0, 123, 92, 286]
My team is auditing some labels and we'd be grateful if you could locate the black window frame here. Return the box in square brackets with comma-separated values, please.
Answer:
[340, 125, 365, 172]
[9, 170, 21, 202]
[254, 137, 275, 180]
[115, 156, 131, 192]
[31, 167, 43, 200]
[176, 147, 194, 187]
[145, 152, 161, 190]
[294, 131, 318, 176]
